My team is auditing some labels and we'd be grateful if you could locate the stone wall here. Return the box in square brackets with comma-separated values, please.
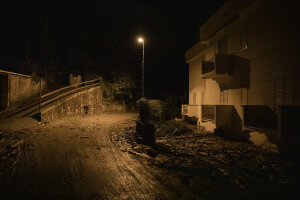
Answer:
[8, 75, 45, 105]
[0, 71, 46, 111]
[42, 86, 102, 122]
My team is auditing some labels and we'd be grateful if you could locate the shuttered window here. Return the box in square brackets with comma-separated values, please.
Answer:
[275, 73, 297, 113]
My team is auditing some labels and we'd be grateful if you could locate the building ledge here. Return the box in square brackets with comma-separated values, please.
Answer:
[185, 41, 206, 63]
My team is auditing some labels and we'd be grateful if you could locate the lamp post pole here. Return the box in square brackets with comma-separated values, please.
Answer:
[138, 38, 145, 98]
[142, 40, 144, 98]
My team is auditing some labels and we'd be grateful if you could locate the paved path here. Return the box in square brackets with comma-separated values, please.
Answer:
[1, 113, 193, 199]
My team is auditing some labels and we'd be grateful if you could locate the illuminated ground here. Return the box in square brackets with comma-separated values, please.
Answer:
[0, 113, 299, 199]
[0, 113, 194, 199]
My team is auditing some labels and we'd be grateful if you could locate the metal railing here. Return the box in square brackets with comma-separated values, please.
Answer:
[243, 105, 277, 131]
[41, 79, 100, 100]
[2, 79, 101, 118]
[202, 61, 215, 75]
[201, 105, 215, 121]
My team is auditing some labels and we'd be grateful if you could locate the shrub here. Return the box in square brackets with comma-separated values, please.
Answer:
[163, 96, 181, 120]
[136, 98, 150, 122]
[148, 99, 165, 122]
[137, 98, 165, 123]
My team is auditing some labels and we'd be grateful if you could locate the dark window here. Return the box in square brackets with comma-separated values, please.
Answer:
[218, 37, 227, 54]
[275, 73, 298, 112]
[240, 28, 248, 51]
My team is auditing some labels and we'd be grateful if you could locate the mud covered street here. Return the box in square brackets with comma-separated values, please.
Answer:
[0, 114, 175, 199]
[0, 113, 300, 199]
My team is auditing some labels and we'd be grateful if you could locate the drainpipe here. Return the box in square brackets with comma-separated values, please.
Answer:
[7, 75, 10, 107]
[39, 77, 42, 114]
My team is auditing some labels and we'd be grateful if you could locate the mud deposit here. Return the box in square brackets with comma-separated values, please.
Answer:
[0, 113, 299, 199]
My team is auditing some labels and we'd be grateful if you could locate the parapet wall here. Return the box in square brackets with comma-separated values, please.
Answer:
[0, 71, 46, 111]
[8, 75, 45, 104]
[42, 86, 102, 122]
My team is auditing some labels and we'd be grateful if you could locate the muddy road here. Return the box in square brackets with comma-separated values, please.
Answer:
[0, 113, 195, 199]
[1, 113, 299, 199]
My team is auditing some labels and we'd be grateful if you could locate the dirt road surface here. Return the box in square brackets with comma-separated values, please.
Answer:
[0, 113, 198, 199]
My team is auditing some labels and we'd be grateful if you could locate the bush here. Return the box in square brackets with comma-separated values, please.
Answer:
[136, 98, 150, 122]
[148, 99, 165, 122]
[137, 98, 165, 123]
[163, 96, 181, 120]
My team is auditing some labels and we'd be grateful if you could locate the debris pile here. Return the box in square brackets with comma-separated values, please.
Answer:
[123, 126, 300, 199]
[0, 131, 26, 181]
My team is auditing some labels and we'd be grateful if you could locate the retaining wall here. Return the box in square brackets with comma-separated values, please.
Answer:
[0, 71, 46, 111]
[42, 86, 102, 122]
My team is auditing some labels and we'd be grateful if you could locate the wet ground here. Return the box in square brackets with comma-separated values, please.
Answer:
[0, 113, 300, 199]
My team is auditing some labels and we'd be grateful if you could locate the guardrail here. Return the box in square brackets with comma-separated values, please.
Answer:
[201, 105, 215, 121]
[2, 79, 101, 118]
[41, 79, 100, 100]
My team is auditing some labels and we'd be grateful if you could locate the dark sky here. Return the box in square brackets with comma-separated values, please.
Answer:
[1, 0, 226, 98]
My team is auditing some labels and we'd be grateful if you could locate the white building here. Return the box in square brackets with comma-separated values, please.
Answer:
[183, 0, 300, 141]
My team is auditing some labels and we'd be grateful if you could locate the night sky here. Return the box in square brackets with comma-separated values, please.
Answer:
[1, 0, 226, 99]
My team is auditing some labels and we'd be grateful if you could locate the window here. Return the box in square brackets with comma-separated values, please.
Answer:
[240, 27, 248, 51]
[218, 37, 227, 54]
[275, 73, 297, 113]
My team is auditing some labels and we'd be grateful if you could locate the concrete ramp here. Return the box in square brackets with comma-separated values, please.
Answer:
[1, 80, 102, 122]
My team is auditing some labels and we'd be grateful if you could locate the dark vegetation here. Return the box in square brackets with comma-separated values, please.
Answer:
[136, 98, 191, 145]
[137, 98, 182, 123]
[1, 0, 229, 102]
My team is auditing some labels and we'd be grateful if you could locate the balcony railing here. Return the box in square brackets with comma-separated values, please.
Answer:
[202, 61, 215, 75]
[201, 105, 215, 121]
[243, 105, 278, 131]
[201, 54, 235, 79]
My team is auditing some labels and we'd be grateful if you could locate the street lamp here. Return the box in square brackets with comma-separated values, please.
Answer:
[138, 37, 145, 98]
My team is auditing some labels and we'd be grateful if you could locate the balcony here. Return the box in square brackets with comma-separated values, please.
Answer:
[243, 105, 278, 133]
[201, 54, 234, 79]
[202, 54, 250, 90]
[201, 105, 215, 121]
[202, 61, 215, 75]
[243, 105, 300, 139]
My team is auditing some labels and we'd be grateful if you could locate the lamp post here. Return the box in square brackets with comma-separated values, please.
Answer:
[138, 37, 145, 98]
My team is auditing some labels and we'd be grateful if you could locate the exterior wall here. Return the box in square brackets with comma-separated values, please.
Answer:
[186, 0, 300, 138]
[0, 71, 46, 110]
[8, 75, 44, 105]
[202, 0, 300, 111]
[189, 58, 205, 120]
[203, 79, 220, 105]
[42, 86, 102, 122]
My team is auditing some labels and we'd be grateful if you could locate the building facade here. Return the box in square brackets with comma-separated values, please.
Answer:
[184, 0, 300, 140]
